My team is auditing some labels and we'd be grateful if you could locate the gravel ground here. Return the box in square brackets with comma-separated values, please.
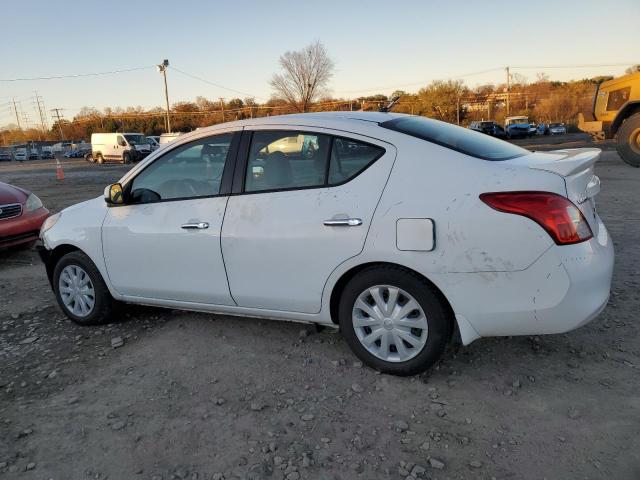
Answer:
[0, 135, 639, 480]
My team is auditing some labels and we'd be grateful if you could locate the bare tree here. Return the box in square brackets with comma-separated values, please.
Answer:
[270, 41, 334, 112]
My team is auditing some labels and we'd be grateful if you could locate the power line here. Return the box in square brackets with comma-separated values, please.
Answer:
[334, 67, 505, 95]
[0, 65, 155, 82]
[510, 62, 635, 70]
[170, 66, 263, 100]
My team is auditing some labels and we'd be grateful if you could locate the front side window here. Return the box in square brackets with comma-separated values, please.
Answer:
[245, 131, 331, 192]
[129, 133, 233, 203]
[381, 116, 529, 161]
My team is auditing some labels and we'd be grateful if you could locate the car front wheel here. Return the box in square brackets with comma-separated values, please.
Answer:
[339, 265, 452, 376]
[53, 251, 115, 325]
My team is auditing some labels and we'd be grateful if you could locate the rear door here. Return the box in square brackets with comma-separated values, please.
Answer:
[221, 127, 396, 314]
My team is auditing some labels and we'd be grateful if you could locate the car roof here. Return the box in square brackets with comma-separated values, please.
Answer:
[192, 111, 408, 137]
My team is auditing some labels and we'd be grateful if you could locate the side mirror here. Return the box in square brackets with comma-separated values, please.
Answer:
[104, 183, 124, 205]
[119, 140, 127, 147]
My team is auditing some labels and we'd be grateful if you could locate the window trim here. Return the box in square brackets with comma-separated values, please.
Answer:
[121, 131, 240, 206]
[380, 117, 528, 161]
[232, 129, 386, 196]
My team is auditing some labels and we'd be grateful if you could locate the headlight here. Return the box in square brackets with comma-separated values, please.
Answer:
[25, 193, 43, 212]
[40, 212, 61, 237]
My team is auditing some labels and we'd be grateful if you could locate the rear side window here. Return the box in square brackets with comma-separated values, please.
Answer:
[381, 116, 529, 161]
[245, 131, 331, 193]
[329, 138, 384, 184]
[243, 131, 385, 192]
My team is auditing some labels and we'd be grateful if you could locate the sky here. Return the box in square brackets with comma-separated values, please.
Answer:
[1, 0, 638, 127]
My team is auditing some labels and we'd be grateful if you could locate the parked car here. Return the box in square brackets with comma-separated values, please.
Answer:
[41, 151, 54, 160]
[28, 151, 40, 160]
[504, 116, 531, 139]
[549, 123, 567, 135]
[528, 123, 537, 136]
[14, 151, 27, 161]
[147, 136, 161, 150]
[0, 151, 12, 162]
[537, 123, 550, 136]
[492, 124, 507, 138]
[468, 121, 497, 136]
[38, 112, 613, 376]
[0, 181, 50, 248]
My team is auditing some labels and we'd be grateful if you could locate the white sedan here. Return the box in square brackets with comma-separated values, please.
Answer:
[38, 112, 614, 376]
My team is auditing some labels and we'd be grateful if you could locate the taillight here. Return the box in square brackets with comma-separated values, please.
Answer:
[480, 191, 593, 245]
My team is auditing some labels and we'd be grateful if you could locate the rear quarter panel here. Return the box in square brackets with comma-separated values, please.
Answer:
[363, 136, 566, 274]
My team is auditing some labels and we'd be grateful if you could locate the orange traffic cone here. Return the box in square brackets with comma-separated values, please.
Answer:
[56, 158, 65, 180]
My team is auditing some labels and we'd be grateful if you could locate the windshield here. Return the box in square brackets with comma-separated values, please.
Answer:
[381, 116, 529, 161]
[550, 123, 563, 128]
[124, 134, 147, 145]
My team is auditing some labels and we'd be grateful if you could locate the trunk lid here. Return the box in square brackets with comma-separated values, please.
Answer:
[510, 148, 601, 235]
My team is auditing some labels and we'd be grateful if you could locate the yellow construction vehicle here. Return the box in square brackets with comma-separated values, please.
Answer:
[578, 70, 640, 167]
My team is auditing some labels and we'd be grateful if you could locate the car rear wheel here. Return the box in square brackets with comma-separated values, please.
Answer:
[338, 265, 452, 376]
[617, 112, 640, 167]
[122, 152, 131, 164]
[96, 153, 104, 164]
[53, 251, 115, 325]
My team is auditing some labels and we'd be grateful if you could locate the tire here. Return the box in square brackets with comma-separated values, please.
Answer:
[338, 265, 452, 376]
[96, 153, 104, 165]
[85, 153, 94, 163]
[53, 251, 115, 325]
[122, 152, 131, 164]
[616, 112, 640, 167]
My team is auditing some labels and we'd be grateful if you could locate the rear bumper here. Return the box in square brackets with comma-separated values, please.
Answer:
[0, 207, 50, 248]
[439, 216, 614, 344]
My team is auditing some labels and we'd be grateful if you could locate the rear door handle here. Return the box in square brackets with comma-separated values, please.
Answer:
[323, 218, 362, 227]
[181, 222, 209, 229]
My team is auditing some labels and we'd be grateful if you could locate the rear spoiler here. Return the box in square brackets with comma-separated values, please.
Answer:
[527, 148, 601, 177]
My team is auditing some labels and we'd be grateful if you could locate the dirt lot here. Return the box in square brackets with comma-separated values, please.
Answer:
[1, 134, 639, 480]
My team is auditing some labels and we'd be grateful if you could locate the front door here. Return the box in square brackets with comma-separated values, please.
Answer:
[102, 131, 239, 305]
[221, 128, 396, 314]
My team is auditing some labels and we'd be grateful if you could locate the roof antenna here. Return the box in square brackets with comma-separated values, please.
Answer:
[380, 95, 401, 113]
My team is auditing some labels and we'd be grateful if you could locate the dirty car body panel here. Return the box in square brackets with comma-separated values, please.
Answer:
[39, 112, 614, 353]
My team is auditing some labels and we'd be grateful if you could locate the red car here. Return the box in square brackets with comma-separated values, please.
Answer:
[0, 181, 50, 248]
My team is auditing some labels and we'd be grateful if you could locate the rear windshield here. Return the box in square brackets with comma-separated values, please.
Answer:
[380, 116, 529, 161]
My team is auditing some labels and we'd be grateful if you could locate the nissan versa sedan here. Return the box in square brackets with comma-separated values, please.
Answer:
[38, 112, 614, 375]
[0, 181, 50, 248]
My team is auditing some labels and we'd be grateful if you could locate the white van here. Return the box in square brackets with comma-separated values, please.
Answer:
[90, 133, 152, 164]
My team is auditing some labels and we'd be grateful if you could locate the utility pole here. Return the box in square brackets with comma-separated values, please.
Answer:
[12, 98, 22, 131]
[506, 66, 511, 116]
[50, 108, 65, 140]
[219, 98, 225, 123]
[157, 59, 171, 132]
[34, 91, 48, 134]
[456, 93, 461, 125]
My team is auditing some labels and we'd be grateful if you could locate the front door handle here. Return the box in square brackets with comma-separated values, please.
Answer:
[323, 218, 362, 227]
[181, 222, 209, 229]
